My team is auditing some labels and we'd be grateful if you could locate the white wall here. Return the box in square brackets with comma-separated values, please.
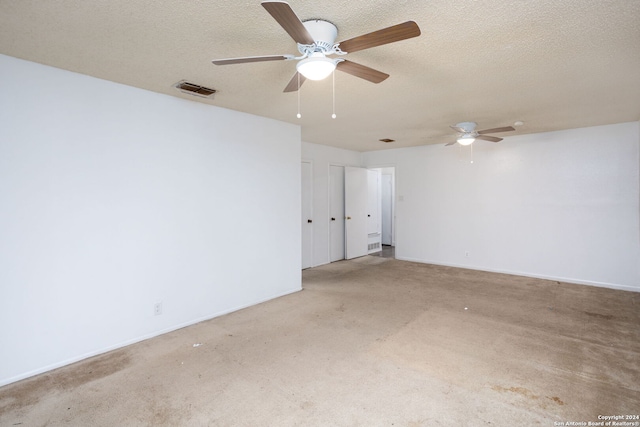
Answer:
[363, 122, 640, 292]
[301, 142, 361, 266]
[0, 55, 302, 386]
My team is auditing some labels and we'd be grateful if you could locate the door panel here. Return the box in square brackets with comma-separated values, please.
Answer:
[301, 161, 313, 269]
[345, 166, 368, 259]
[367, 169, 381, 235]
[367, 169, 382, 253]
[381, 173, 393, 245]
[329, 165, 345, 262]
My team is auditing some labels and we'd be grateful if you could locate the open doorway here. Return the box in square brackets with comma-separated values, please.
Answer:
[370, 167, 395, 258]
[329, 165, 395, 262]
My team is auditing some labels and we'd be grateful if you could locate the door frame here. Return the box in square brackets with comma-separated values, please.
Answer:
[365, 164, 396, 248]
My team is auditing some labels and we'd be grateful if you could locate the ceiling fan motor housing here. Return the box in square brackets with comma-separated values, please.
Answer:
[456, 121, 478, 134]
[300, 19, 338, 52]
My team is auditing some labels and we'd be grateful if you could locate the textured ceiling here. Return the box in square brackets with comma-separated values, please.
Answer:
[1, 0, 639, 152]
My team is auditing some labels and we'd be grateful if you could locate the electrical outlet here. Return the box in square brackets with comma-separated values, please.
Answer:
[154, 302, 162, 316]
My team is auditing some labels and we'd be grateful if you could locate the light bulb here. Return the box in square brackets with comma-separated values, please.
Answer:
[331, 113, 336, 119]
[296, 113, 301, 119]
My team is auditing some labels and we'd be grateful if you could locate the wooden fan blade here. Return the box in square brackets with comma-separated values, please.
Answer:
[212, 55, 290, 65]
[262, 1, 315, 45]
[445, 141, 457, 146]
[478, 126, 515, 134]
[283, 72, 306, 92]
[337, 21, 421, 54]
[476, 135, 503, 143]
[336, 60, 389, 84]
[450, 125, 466, 133]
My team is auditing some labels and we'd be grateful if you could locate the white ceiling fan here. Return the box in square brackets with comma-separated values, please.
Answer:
[446, 122, 515, 146]
[211, 1, 421, 92]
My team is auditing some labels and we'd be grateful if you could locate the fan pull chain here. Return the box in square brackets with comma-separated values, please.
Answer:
[296, 72, 301, 119]
[331, 70, 336, 119]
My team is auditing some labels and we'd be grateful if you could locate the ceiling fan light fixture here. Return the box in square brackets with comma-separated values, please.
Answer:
[296, 53, 336, 81]
[457, 135, 475, 146]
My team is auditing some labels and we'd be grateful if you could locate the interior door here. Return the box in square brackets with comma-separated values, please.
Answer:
[345, 166, 368, 259]
[381, 173, 393, 245]
[301, 161, 313, 269]
[367, 169, 381, 234]
[329, 165, 345, 262]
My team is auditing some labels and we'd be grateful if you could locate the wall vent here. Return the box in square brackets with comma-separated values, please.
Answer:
[174, 81, 217, 99]
[368, 242, 381, 251]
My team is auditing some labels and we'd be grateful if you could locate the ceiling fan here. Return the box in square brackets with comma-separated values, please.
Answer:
[211, 1, 421, 92]
[446, 122, 515, 146]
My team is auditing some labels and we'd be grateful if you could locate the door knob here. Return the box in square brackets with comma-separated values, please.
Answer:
[307, 219, 312, 223]
[331, 217, 336, 221]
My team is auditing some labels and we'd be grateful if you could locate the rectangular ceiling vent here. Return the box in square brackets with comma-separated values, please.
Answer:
[174, 80, 217, 99]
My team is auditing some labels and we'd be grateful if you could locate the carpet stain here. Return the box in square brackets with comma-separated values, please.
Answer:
[492, 386, 566, 407]
[0, 349, 131, 413]
[54, 349, 131, 390]
[492, 385, 539, 400]
[548, 396, 565, 405]
[584, 311, 614, 320]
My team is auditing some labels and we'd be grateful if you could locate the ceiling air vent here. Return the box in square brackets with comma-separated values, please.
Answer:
[174, 81, 217, 99]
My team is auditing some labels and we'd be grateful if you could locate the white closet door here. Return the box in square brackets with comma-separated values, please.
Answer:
[345, 166, 368, 259]
[329, 165, 345, 262]
[301, 161, 313, 269]
[381, 173, 393, 245]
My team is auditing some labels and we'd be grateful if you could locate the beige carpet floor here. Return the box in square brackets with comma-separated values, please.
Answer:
[1, 257, 639, 426]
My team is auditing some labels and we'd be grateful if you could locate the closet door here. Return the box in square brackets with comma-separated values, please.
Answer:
[329, 165, 345, 262]
[301, 161, 313, 269]
[345, 167, 368, 259]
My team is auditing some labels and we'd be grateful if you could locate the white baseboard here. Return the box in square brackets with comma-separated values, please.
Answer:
[395, 256, 639, 293]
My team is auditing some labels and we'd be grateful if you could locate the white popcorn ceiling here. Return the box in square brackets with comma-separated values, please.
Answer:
[1, 0, 639, 151]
